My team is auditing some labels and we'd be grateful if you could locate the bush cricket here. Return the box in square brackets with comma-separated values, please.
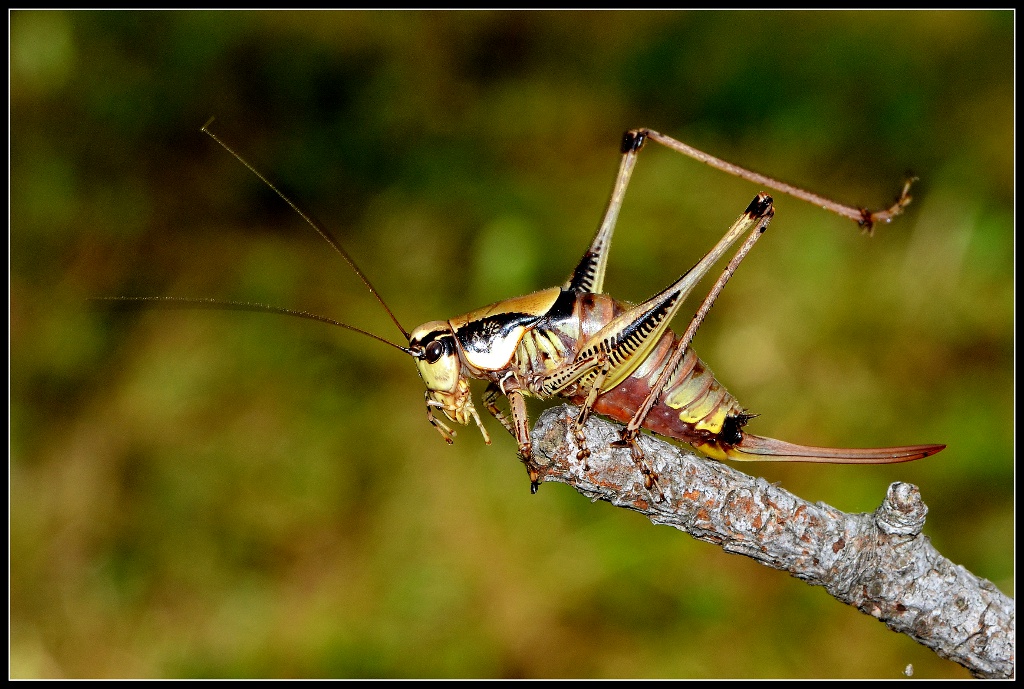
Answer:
[98, 121, 945, 499]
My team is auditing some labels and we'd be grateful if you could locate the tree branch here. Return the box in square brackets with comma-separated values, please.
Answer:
[531, 405, 1014, 679]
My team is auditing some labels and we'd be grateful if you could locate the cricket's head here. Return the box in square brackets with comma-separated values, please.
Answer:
[410, 320, 462, 396]
[409, 320, 489, 445]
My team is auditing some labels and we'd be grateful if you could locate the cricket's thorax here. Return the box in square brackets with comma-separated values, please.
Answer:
[506, 291, 626, 395]
[450, 287, 566, 375]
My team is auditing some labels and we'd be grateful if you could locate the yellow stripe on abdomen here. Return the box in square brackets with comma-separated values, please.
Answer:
[663, 350, 741, 436]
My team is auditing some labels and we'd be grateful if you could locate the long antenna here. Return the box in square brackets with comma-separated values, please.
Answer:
[90, 296, 419, 357]
[201, 117, 411, 340]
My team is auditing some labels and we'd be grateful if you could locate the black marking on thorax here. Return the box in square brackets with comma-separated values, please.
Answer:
[545, 288, 577, 323]
[455, 312, 539, 354]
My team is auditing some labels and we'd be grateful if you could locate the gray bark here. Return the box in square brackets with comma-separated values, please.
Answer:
[531, 405, 1014, 679]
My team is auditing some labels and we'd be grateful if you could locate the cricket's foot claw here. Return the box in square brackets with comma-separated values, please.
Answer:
[572, 429, 592, 471]
[525, 460, 546, 495]
[641, 471, 666, 503]
[623, 437, 665, 502]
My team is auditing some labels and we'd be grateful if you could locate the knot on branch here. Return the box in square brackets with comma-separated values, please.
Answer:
[874, 482, 927, 536]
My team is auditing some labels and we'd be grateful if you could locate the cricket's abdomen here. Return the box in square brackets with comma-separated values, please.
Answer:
[571, 327, 750, 459]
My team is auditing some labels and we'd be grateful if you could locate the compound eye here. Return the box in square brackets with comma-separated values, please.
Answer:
[424, 340, 445, 364]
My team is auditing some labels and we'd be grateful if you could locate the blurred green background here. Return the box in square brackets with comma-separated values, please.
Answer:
[10, 10, 1012, 679]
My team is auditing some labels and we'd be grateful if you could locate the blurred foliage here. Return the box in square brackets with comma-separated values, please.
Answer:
[10, 10, 1012, 679]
